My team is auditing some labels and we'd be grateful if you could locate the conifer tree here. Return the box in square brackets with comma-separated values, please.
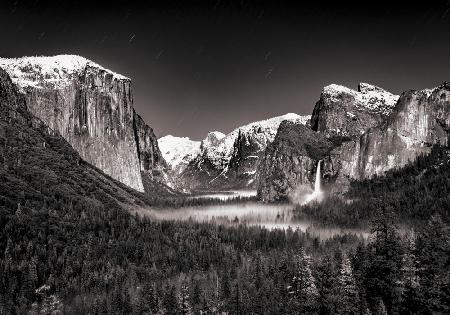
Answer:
[179, 282, 192, 315]
[373, 298, 388, 315]
[316, 256, 339, 314]
[287, 249, 319, 313]
[3, 238, 13, 271]
[337, 253, 360, 314]
[163, 286, 179, 315]
[140, 283, 159, 314]
[229, 282, 242, 315]
[416, 215, 450, 313]
[191, 280, 202, 313]
[398, 235, 421, 312]
[366, 206, 404, 313]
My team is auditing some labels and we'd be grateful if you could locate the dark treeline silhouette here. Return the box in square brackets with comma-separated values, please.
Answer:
[0, 111, 449, 313]
[149, 194, 259, 209]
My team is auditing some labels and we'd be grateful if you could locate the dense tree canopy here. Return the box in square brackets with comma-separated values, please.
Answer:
[0, 111, 449, 313]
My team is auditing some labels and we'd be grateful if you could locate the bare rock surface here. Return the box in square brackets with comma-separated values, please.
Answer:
[0, 55, 167, 193]
[258, 82, 450, 201]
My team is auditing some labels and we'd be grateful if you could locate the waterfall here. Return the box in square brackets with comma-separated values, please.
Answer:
[300, 160, 324, 205]
[314, 160, 321, 194]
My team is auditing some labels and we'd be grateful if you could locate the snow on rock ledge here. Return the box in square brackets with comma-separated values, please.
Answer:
[322, 83, 399, 116]
[158, 135, 201, 174]
[0, 55, 128, 92]
[0, 55, 163, 192]
[312, 83, 399, 139]
[173, 113, 311, 190]
[200, 113, 311, 171]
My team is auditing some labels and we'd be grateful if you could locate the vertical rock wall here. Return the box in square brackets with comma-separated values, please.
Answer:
[258, 83, 450, 201]
[311, 83, 399, 139]
[257, 121, 334, 201]
[133, 111, 167, 182]
[338, 84, 450, 179]
[22, 65, 145, 191]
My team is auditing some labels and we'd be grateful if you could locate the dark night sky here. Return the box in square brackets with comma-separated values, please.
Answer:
[1, 1, 450, 140]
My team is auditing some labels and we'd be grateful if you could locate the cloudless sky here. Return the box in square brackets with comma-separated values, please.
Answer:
[1, 0, 450, 139]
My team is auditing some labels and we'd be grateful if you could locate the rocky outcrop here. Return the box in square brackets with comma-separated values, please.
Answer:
[158, 135, 201, 175]
[0, 68, 25, 113]
[226, 129, 263, 188]
[162, 113, 311, 191]
[0, 67, 174, 212]
[258, 82, 450, 201]
[311, 83, 399, 139]
[201, 131, 226, 149]
[336, 83, 450, 180]
[257, 121, 334, 201]
[133, 111, 167, 181]
[0, 55, 167, 193]
[0, 68, 53, 133]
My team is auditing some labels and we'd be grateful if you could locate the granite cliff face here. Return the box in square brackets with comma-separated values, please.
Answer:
[311, 83, 399, 139]
[0, 67, 57, 136]
[133, 111, 168, 185]
[257, 121, 334, 201]
[0, 67, 171, 213]
[0, 55, 166, 193]
[0, 68, 25, 114]
[0, 68, 29, 126]
[158, 135, 201, 176]
[160, 114, 310, 191]
[335, 83, 450, 181]
[225, 129, 264, 188]
[258, 82, 450, 201]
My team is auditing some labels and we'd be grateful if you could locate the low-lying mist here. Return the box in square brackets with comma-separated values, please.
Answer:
[137, 202, 294, 224]
[288, 184, 325, 205]
[130, 199, 369, 240]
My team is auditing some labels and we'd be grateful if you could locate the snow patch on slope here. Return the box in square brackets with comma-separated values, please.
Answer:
[159, 113, 310, 177]
[323, 83, 399, 116]
[0, 54, 128, 92]
[158, 135, 201, 173]
[202, 113, 311, 170]
[202, 131, 226, 148]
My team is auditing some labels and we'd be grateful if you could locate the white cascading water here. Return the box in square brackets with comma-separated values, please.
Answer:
[314, 160, 321, 194]
[302, 160, 324, 204]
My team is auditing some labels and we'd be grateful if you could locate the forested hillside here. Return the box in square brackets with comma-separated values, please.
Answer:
[294, 145, 450, 227]
[0, 68, 448, 314]
[0, 109, 448, 313]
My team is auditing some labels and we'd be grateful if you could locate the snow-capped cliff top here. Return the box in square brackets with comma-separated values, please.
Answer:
[202, 131, 226, 148]
[323, 83, 399, 115]
[159, 113, 310, 174]
[208, 131, 226, 139]
[158, 135, 201, 173]
[202, 113, 311, 169]
[0, 54, 129, 91]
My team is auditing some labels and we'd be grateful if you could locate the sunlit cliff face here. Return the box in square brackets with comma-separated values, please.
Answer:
[289, 160, 324, 205]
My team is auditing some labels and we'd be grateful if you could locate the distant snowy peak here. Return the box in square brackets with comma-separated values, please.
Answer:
[0, 54, 128, 91]
[201, 113, 311, 169]
[228, 113, 310, 141]
[158, 135, 201, 173]
[323, 83, 399, 115]
[225, 113, 311, 147]
[201, 131, 226, 148]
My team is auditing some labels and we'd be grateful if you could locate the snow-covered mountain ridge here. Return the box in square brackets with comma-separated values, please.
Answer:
[201, 113, 311, 170]
[0, 54, 168, 193]
[158, 135, 201, 174]
[0, 55, 128, 92]
[160, 113, 310, 173]
[160, 113, 310, 190]
[323, 83, 399, 116]
[311, 83, 400, 139]
[259, 82, 450, 201]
